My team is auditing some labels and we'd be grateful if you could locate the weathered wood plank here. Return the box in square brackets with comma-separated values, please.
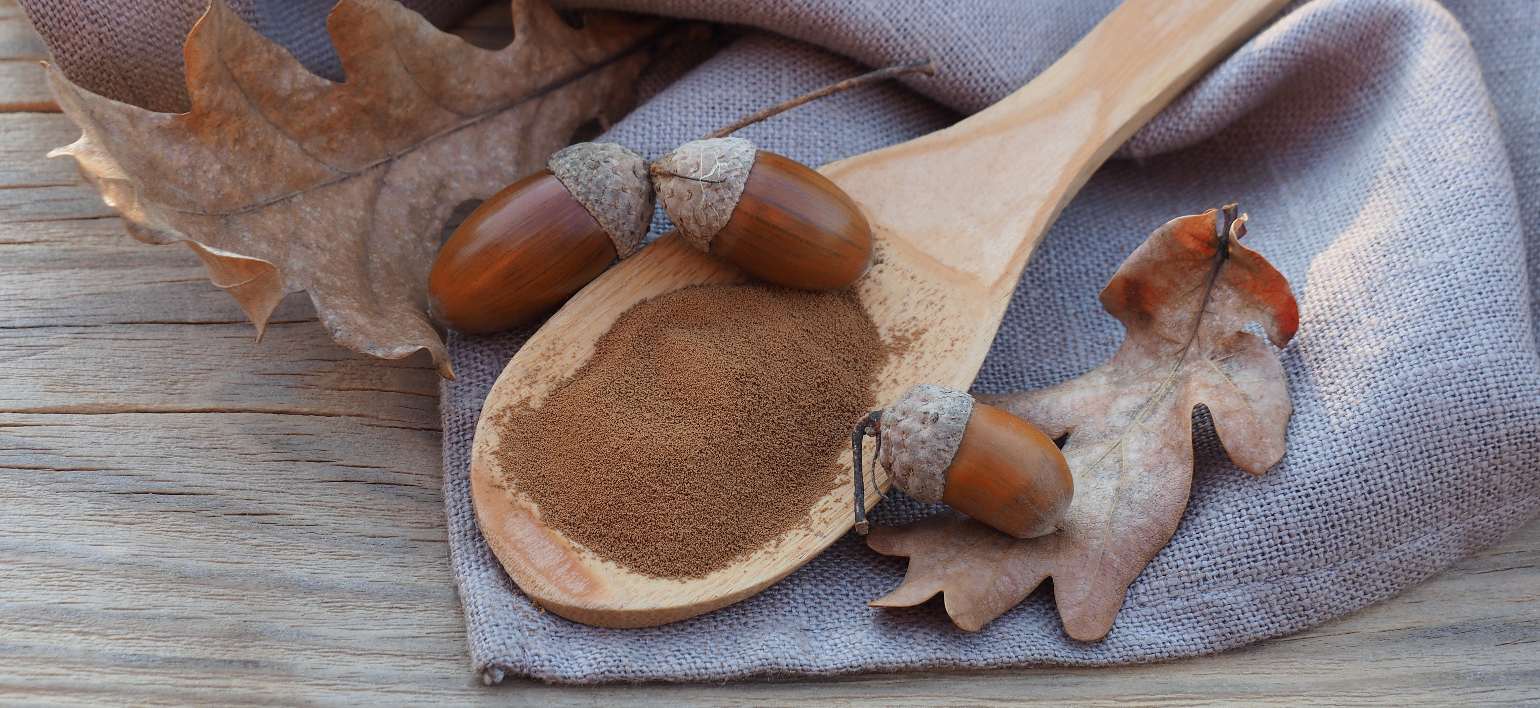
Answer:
[0, 61, 52, 112]
[0, 321, 438, 417]
[0, 114, 81, 185]
[0, 489, 1533, 706]
[0, 117, 333, 330]
[0, 2, 52, 112]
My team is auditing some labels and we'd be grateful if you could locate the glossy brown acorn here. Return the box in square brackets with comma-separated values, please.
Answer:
[854, 384, 1074, 539]
[651, 138, 874, 290]
[428, 142, 652, 334]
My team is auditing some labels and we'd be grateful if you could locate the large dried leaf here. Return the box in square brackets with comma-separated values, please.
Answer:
[867, 206, 1299, 639]
[45, 0, 672, 377]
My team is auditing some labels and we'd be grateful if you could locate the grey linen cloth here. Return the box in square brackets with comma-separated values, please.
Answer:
[23, 0, 1540, 685]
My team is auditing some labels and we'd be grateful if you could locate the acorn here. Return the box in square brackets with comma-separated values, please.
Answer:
[428, 142, 652, 334]
[650, 137, 875, 290]
[852, 384, 1074, 539]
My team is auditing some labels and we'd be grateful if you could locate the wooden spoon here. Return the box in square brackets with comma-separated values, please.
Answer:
[470, 0, 1286, 628]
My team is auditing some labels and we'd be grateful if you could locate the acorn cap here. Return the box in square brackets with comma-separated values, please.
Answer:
[649, 137, 756, 252]
[877, 384, 974, 503]
[548, 142, 652, 258]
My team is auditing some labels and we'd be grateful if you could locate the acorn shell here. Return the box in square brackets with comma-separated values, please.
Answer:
[651, 138, 874, 290]
[547, 142, 653, 258]
[873, 384, 1073, 539]
[940, 403, 1072, 539]
[428, 171, 616, 333]
[712, 151, 873, 290]
[876, 384, 973, 504]
[648, 137, 755, 251]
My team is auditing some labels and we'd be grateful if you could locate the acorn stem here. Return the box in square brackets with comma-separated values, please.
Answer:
[704, 60, 937, 140]
[852, 409, 884, 534]
[1221, 202, 1246, 241]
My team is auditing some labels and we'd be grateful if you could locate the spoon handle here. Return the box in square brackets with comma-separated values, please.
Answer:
[829, 0, 1288, 289]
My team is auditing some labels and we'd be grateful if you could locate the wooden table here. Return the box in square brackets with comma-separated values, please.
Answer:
[1, 3, 1536, 704]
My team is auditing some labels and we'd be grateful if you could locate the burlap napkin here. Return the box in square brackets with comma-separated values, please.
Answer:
[24, 0, 1540, 685]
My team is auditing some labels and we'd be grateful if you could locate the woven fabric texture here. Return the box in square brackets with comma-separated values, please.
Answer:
[18, 0, 473, 112]
[22, 0, 1540, 685]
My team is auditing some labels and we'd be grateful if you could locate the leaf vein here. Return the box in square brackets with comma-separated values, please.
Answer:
[215, 38, 345, 177]
[165, 24, 674, 220]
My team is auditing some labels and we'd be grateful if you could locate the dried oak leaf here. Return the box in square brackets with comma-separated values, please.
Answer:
[867, 206, 1299, 639]
[45, 0, 672, 377]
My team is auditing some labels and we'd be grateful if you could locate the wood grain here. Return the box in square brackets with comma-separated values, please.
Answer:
[0, 1, 50, 112]
[470, 0, 1290, 628]
[1, 2, 1537, 704]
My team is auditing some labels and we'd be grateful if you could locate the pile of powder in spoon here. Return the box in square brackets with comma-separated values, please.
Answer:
[490, 284, 884, 579]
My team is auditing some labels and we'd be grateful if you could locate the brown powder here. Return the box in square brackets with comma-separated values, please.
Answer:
[491, 284, 884, 579]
